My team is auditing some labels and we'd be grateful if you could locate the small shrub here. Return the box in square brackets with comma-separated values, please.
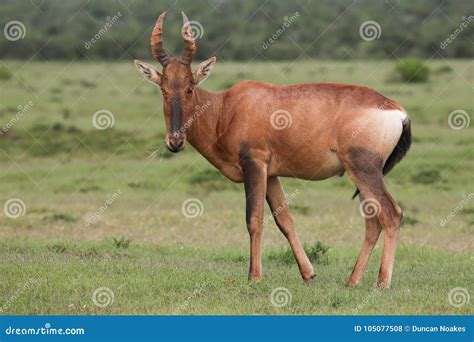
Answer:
[411, 169, 441, 185]
[395, 58, 430, 83]
[188, 169, 222, 191]
[189, 168, 222, 184]
[460, 207, 474, 215]
[78, 183, 102, 193]
[52, 122, 64, 131]
[402, 215, 419, 226]
[48, 243, 68, 253]
[434, 65, 453, 74]
[79, 79, 96, 88]
[0, 66, 12, 80]
[62, 108, 71, 119]
[67, 125, 79, 133]
[127, 181, 158, 190]
[290, 203, 310, 216]
[77, 248, 99, 259]
[112, 236, 131, 249]
[267, 240, 330, 265]
[48, 213, 76, 223]
[306, 240, 330, 265]
[188, 168, 238, 192]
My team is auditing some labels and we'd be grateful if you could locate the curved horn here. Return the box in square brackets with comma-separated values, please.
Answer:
[179, 11, 196, 65]
[151, 11, 171, 66]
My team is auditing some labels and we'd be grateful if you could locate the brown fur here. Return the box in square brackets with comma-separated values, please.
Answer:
[134, 12, 412, 288]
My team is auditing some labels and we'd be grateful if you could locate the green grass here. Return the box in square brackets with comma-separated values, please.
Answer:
[0, 239, 471, 315]
[0, 59, 472, 315]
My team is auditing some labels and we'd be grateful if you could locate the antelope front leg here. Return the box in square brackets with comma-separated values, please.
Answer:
[242, 159, 267, 282]
[266, 176, 314, 283]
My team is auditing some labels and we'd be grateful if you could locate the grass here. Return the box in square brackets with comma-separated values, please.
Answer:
[1, 239, 471, 315]
[0, 59, 472, 315]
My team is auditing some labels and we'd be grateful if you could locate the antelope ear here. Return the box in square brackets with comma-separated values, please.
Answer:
[193, 56, 216, 85]
[134, 60, 162, 84]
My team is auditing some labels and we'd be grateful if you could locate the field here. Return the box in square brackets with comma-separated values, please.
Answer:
[0, 59, 472, 315]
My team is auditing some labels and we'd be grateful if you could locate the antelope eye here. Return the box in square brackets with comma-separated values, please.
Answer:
[186, 87, 193, 94]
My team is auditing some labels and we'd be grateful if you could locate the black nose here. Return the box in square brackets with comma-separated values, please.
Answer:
[168, 140, 184, 153]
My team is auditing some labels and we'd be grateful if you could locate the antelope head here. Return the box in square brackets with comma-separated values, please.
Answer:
[134, 12, 216, 153]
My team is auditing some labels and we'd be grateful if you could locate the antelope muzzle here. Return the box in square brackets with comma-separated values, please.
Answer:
[167, 132, 185, 153]
[166, 95, 186, 153]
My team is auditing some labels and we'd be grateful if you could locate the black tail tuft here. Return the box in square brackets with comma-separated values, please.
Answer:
[382, 118, 412, 176]
[351, 117, 412, 199]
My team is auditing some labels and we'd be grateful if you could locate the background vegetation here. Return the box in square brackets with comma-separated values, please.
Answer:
[0, 0, 472, 315]
[0, 0, 473, 60]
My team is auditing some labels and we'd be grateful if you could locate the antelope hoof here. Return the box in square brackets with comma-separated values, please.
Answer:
[346, 280, 359, 288]
[248, 274, 262, 283]
[346, 276, 361, 288]
[303, 274, 315, 285]
[377, 280, 391, 289]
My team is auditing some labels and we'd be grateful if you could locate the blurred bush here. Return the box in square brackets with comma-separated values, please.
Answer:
[0, 66, 12, 80]
[0, 0, 472, 61]
[395, 58, 430, 83]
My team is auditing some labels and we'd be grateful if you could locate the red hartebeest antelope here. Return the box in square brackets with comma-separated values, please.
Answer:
[134, 12, 411, 288]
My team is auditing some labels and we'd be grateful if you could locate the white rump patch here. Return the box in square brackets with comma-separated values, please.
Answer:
[360, 109, 408, 160]
[383, 109, 408, 122]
